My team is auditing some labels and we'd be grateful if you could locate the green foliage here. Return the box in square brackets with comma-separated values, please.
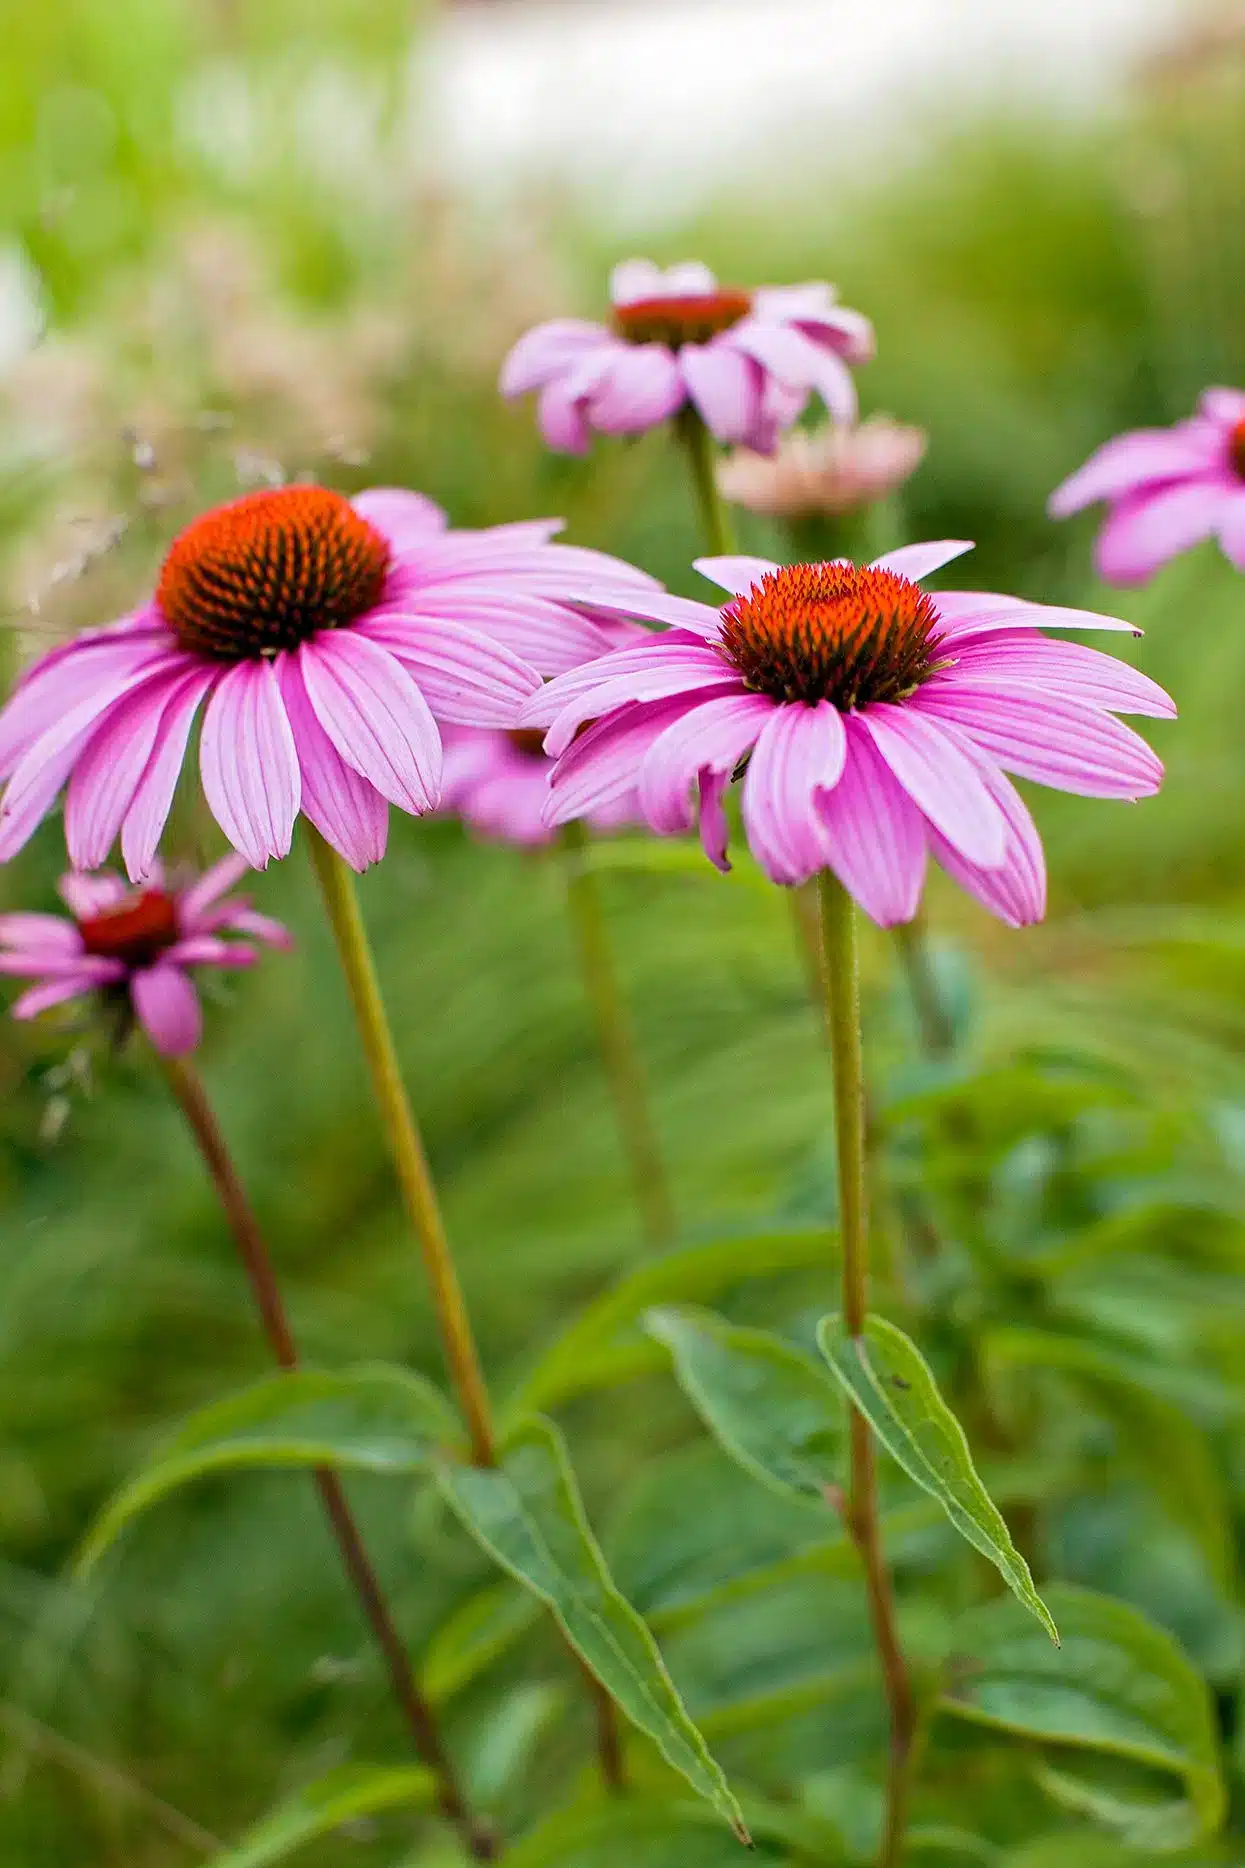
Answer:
[204, 1765, 434, 1868]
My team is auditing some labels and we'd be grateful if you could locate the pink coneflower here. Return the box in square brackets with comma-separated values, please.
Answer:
[521, 541, 1175, 927]
[1049, 389, 1245, 584]
[717, 417, 927, 519]
[0, 856, 289, 1055]
[440, 726, 637, 847]
[0, 485, 659, 877]
[500, 259, 874, 456]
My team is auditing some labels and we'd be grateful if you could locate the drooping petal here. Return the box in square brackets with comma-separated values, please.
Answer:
[741, 701, 847, 885]
[538, 378, 592, 454]
[870, 540, 975, 581]
[945, 635, 1176, 718]
[545, 653, 739, 758]
[352, 487, 448, 551]
[639, 691, 776, 832]
[11, 971, 115, 1022]
[815, 721, 927, 927]
[545, 700, 700, 825]
[916, 680, 1163, 798]
[131, 964, 203, 1056]
[0, 912, 83, 956]
[357, 612, 540, 727]
[385, 591, 618, 674]
[861, 703, 1007, 867]
[587, 345, 685, 433]
[121, 667, 217, 882]
[199, 659, 302, 869]
[64, 669, 194, 872]
[1048, 422, 1224, 516]
[680, 343, 762, 446]
[1094, 479, 1226, 586]
[697, 769, 732, 871]
[927, 754, 1046, 928]
[0, 631, 175, 782]
[278, 655, 388, 870]
[692, 554, 780, 596]
[1217, 490, 1245, 570]
[298, 632, 441, 816]
[499, 320, 613, 396]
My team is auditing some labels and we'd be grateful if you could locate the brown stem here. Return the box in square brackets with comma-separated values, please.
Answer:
[158, 1054, 496, 1862]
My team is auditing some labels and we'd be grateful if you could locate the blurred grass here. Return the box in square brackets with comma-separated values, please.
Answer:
[3, 3, 1245, 1862]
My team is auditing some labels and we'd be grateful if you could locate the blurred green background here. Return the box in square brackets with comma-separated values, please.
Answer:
[3, 2, 1245, 1863]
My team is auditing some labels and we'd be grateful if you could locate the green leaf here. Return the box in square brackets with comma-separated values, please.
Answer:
[645, 1308, 845, 1504]
[421, 1580, 540, 1703]
[983, 1327, 1235, 1589]
[941, 1585, 1225, 1841]
[77, 1364, 458, 1575]
[204, 1764, 434, 1868]
[506, 1229, 831, 1419]
[1033, 1757, 1202, 1853]
[503, 1798, 782, 1868]
[817, 1315, 1057, 1642]
[433, 1416, 749, 1842]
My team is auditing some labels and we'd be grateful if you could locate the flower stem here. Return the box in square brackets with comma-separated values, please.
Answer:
[816, 871, 917, 1868]
[157, 1051, 495, 1861]
[305, 826, 496, 1469]
[893, 911, 955, 1059]
[676, 407, 737, 556]
[560, 821, 674, 1245]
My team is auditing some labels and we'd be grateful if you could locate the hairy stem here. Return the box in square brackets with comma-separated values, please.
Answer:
[158, 1052, 494, 1860]
[560, 821, 674, 1245]
[817, 872, 917, 1868]
[306, 827, 496, 1468]
[676, 406, 737, 556]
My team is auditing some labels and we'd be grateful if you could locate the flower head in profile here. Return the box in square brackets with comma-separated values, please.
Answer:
[0, 856, 289, 1055]
[500, 259, 874, 456]
[1049, 388, 1245, 584]
[717, 417, 927, 519]
[521, 542, 1175, 928]
[0, 486, 658, 877]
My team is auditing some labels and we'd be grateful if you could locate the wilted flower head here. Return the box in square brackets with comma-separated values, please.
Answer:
[0, 486, 658, 877]
[1049, 388, 1245, 584]
[0, 856, 289, 1056]
[717, 417, 926, 519]
[521, 542, 1175, 928]
[500, 259, 873, 456]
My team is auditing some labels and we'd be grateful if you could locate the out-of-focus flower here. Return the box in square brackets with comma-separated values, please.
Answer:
[0, 486, 658, 876]
[717, 417, 926, 519]
[0, 857, 289, 1056]
[1049, 388, 1245, 584]
[500, 259, 873, 456]
[521, 542, 1175, 927]
[441, 725, 637, 848]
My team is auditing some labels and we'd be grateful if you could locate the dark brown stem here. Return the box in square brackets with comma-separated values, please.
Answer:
[158, 1054, 496, 1862]
[584, 1667, 627, 1793]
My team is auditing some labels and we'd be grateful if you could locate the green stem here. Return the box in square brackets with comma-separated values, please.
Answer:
[676, 407, 737, 556]
[157, 1051, 495, 1861]
[560, 821, 674, 1245]
[893, 912, 955, 1060]
[817, 871, 917, 1868]
[305, 826, 497, 1470]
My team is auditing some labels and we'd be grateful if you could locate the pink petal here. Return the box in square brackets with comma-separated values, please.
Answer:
[199, 659, 302, 869]
[64, 670, 195, 872]
[58, 873, 127, 918]
[927, 756, 1046, 928]
[1217, 491, 1245, 571]
[278, 655, 388, 871]
[861, 704, 1007, 867]
[166, 934, 255, 967]
[546, 700, 700, 825]
[697, 770, 731, 871]
[916, 681, 1163, 798]
[936, 595, 1141, 642]
[680, 344, 762, 446]
[298, 632, 440, 816]
[573, 593, 723, 639]
[222, 908, 293, 950]
[793, 305, 875, 364]
[545, 650, 738, 758]
[0, 630, 174, 782]
[946, 636, 1175, 718]
[352, 488, 447, 550]
[0, 912, 82, 956]
[1094, 479, 1226, 586]
[1048, 422, 1224, 516]
[358, 613, 540, 727]
[386, 592, 615, 675]
[741, 702, 847, 885]
[131, 964, 202, 1055]
[499, 320, 612, 397]
[639, 690, 776, 831]
[179, 853, 251, 923]
[1202, 387, 1245, 425]
[121, 668, 217, 882]
[11, 971, 112, 1022]
[815, 722, 927, 926]
[587, 346, 685, 433]
[692, 555, 780, 597]
[870, 540, 975, 582]
[538, 379, 592, 454]
[611, 258, 716, 304]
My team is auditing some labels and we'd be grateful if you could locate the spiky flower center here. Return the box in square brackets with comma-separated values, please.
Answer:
[1230, 418, 1245, 482]
[613, 289, 752, 348]
[718, 562, 946, 709]
[507, 728, 551, 760]
[78, 889, 179, 968]
[157, 486, 390, 660]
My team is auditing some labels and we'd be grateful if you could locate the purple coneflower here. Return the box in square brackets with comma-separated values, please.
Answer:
[522, 541, 1175, 927]
[0, 856, 289, 1054]
[717, 416, 927, 519]
[500, 259, 873, 456]
[1049, 389, 1245, 584]
[0, 486, 657, 876]
[441, 727, 636, 848]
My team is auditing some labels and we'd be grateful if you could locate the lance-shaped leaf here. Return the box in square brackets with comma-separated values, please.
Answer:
[77, 1364, 458, 1574]
[646, 1306, 844, 1503]
[421, 1581, 540, 1703]
[817, 1314, 1057, 1642]
[942, 1585, 1225, 1842]
[433, 1416, 749, 1843]
[205, 1765, 433, 1868]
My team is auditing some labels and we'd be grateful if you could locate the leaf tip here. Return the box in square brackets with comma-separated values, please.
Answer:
[733, 1819, 755, 1848]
